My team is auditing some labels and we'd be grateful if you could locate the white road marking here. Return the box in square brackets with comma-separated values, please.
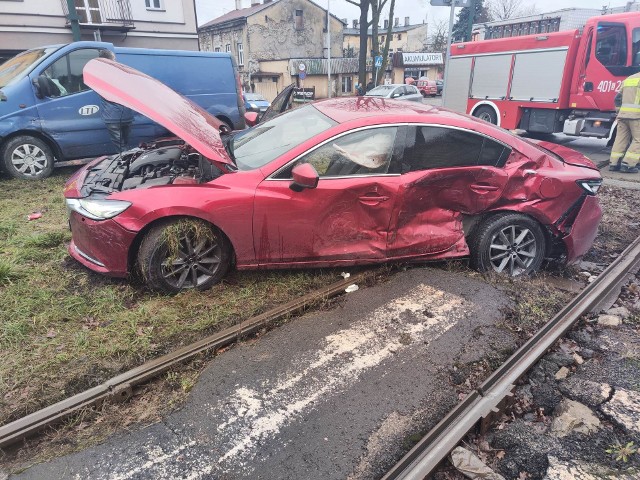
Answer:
[111, 284, 470, 479]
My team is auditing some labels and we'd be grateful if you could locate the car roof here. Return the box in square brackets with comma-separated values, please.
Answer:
[313, 97, 446, 123]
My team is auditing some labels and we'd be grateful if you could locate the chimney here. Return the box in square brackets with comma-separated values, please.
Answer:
[235, 0, 241, 9]
[384, 19, 388, 29]
[404, 16, 410, 26]
[353, 19, 359, 28]
[394, 17, 399, 27]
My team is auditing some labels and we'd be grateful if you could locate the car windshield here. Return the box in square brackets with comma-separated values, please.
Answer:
[245, 93, 267, 101]
[367, 85, 394, 96]
[232, 104, 337, 170]
[0, 47, 59, 88]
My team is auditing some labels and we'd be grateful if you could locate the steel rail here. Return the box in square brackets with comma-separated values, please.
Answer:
[0, 273, 370, 449]
[383, 236, 640, 480]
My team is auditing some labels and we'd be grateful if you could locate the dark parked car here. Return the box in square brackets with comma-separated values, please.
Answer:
[436, 79, 443, 95]
[244, 92, 270, 114]
[64, 59, 603, 293]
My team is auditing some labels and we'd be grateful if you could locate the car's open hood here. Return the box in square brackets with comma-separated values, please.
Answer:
[83, 58, 234, 166]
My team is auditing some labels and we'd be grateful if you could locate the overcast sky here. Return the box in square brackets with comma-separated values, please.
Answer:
[197, 0, 619, 28]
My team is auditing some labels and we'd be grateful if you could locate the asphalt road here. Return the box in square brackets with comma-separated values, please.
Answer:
[12, 268, 512, 480]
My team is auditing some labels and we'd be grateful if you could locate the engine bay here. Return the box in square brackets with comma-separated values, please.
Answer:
[81, 139, 223, 195]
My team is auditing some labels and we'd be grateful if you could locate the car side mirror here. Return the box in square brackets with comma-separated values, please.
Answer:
[290, 163, 319, 192]
[245, 111, 259, 127]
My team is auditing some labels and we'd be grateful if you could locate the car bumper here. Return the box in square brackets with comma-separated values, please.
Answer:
[68, 211, 136, 277]
[563, 195, 602, 263]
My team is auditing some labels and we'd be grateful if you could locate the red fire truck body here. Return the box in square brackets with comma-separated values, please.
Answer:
[445, 12, 640, 139]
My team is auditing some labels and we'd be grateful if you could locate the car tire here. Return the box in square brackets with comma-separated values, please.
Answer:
[137, 219, 232, 293]
[473, 106, 498, 125]
[470, 213, 545, 277]
[2, 135, 55, 180]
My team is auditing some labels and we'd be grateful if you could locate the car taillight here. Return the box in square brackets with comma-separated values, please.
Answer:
[576, 179, 602, 195]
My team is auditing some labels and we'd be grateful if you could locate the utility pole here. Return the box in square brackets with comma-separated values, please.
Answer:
[327, 0, 332, 98]
[66, 0, 81, 42]
[465, 0, 476, 41]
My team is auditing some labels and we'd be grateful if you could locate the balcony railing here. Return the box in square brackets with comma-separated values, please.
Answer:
[61, 0, 134, 29]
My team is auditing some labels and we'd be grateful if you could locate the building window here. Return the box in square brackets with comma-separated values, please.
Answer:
[214, 47, 221, 52]
[342, 76, 353, 93]
[76, 0, 102, 23]
[225, 44, 231, 54]
[295, 9, 303, 30]
[237, 42, 244, 65]
[145, 0, 163, 10]
[397, 34, 402, 40]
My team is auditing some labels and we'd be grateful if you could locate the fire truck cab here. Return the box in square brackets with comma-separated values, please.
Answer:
[445, 12, 640, 139]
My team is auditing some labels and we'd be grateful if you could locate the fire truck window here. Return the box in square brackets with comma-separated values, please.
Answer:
[633, 28, 640, 66]
[595, 23, 627, 67]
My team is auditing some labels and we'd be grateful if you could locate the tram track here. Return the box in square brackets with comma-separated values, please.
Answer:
[0, 272, 372, 450]
[382, 235, 640, 480]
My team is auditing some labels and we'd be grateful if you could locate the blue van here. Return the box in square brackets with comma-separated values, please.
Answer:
[0, 41, 245, 179]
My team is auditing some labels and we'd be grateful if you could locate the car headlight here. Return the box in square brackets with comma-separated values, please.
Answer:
[250, 102, 258, 109]
[66, 198, 131, 221]
[576, 179, 602, 195]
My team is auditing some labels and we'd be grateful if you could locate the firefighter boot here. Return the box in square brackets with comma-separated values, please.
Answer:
[620, 120, 640, 173]
[610, 119, 631, 171]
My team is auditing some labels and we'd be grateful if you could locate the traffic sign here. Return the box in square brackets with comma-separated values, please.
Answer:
[298, 63, 306, 72]
[299, 71, 306, 80]
[374, 56, 383, 68]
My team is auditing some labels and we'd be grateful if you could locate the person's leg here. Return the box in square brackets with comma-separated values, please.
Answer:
[121, 123, 131, 151]
[106, 123, 121, 152]
[610, 119, 631, 170]
[621, 119, 640, 173]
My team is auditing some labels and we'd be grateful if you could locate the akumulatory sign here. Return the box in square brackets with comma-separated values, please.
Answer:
[402, 53, 443, 65]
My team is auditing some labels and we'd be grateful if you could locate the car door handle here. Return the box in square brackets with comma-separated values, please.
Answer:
[470, 184, 499, 193]
[358, 194, 389, 205]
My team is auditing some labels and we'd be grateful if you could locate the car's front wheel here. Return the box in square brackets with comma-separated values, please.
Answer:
[138, 219, 232, 293]
[2, 135, 55, 179]
[470, 214, 545, 276]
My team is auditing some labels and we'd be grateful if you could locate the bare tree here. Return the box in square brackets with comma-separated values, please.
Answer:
[426, 19, 448, 54]
[486, 0, 537, 20]
[370, 0, 389, 85]
[377, 0, 395, 85]
[346, 0, 371, 87]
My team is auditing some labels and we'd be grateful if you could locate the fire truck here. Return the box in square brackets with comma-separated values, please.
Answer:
[444, 12, 640, 140]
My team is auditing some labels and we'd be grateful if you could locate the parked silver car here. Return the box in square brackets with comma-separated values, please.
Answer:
[364, 84, 423, 102]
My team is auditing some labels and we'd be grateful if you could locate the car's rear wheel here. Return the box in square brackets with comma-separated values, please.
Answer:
[470, 214, 545, 276]
[138, 219, 231, 293]
[473, 106, 498, 125]
[2, 135, 55, 179]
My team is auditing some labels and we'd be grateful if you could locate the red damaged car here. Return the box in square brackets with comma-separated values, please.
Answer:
[64, 59, 603, 293]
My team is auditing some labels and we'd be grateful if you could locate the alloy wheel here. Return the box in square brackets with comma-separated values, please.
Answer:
[488, 225, 537, 276]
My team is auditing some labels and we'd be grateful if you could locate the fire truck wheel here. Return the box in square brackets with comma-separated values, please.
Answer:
[473, 106, 498, 125]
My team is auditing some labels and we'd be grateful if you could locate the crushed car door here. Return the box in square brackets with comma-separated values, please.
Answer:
[253, 126, 402, 265]
[387, 125, 511, 258]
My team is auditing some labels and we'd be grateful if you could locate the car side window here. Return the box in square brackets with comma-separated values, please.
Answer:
[41, 49, 100, 97]
[274, 127, 398, 179]
[400, 126, 511, 172]
[393, 87, 403, 97]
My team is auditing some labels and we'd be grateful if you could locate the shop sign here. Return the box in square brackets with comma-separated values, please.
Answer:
[402, 52, 443, 65]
